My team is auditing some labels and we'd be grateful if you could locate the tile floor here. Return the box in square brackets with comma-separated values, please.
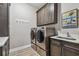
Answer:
[9, 47, 39, 56]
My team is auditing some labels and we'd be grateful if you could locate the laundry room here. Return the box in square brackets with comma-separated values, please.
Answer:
[0, 3, 79, 56]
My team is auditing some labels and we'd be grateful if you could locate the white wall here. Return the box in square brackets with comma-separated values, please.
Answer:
[60, 3, 79, 35]
[61, 3, 79, 13]
[9, 3, 37, 49]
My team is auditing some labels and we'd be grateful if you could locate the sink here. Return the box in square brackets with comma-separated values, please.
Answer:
[57, 36, 76, 40]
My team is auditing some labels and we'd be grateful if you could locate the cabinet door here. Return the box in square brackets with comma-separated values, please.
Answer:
[0, 3, 9, 36]
[49, 3, 58, 24]
[40, 7, 45, 25]
[37, 3, 58, 26]
[2, 39, 9, 56]
[50, 44, 61, 56]
[48, 3, 54, 24]
[43, 3, 56, 24]
[44, 4, 50, 24]
[44, 3, 58, 24]
[37, 7, 45, 26]
[37, 10, 41, 26]
[63, 46, 79, 56]
[50, 39, 62, 56]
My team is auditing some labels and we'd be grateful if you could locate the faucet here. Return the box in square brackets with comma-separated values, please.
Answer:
[67, 32, 71, 37]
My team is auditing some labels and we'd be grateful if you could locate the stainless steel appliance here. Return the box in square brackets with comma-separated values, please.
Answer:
[36, 26, 56, 56]
[31, 28, 37, 51]
[31, 28, 37, 44]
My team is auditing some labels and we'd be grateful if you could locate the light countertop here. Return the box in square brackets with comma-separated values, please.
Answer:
[0, 37, 8, 47]
[50, 36, 79, 44]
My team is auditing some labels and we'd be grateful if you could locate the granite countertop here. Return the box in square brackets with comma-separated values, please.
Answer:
[0, 37, 8, 47]
[50, 36, 79, 44]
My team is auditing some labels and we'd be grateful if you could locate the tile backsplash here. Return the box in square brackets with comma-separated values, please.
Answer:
[58, 28, 79, 39]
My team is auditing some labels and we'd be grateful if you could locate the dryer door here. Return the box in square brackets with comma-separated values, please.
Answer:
[31, 30, 35, 40]
[36, 30, 44, 43]
[31, 29, 36, 43]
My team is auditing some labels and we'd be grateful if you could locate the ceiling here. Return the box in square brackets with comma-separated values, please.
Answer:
[28, 3, 45, 9]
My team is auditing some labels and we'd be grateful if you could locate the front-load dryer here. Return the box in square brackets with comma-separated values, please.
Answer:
[31, 28, 37, 51]
[31, 28, 37, 44]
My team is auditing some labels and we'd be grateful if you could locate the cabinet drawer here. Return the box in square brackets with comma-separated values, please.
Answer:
[51, 39, 61, 46]
[63, 47, 79, 56]
[63, 42, 79, 49]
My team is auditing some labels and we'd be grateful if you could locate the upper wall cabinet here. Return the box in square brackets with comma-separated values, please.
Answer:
[37, 3, 58, 26]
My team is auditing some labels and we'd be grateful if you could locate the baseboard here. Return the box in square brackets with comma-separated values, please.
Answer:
[10, 44, 31, 53]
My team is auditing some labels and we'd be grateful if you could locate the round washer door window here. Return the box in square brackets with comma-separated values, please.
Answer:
[36, 30, 44, 43]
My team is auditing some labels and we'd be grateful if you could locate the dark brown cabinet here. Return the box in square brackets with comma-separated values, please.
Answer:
[63, 46, 79, 56]
[62, 42, 79, 56]
[40, 7, 45, 25]
[37, 3, 58, 26]
[0, 3, 10, 56]
[0, 39, 9, 56]
[50, 38, 79, 56]
[3, 39, 9, 56]
[37, 9, 43, 25]
[44, 4, 50, 25]
[50, 39, 62, 56]
[0, 3, 9, 36]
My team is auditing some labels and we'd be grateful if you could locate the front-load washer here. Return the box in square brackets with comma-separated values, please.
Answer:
[36, 26, 56, 51]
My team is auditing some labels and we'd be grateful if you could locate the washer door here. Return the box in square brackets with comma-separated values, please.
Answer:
[31, 30, 35, 40]
[37, 30, 44, 43]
